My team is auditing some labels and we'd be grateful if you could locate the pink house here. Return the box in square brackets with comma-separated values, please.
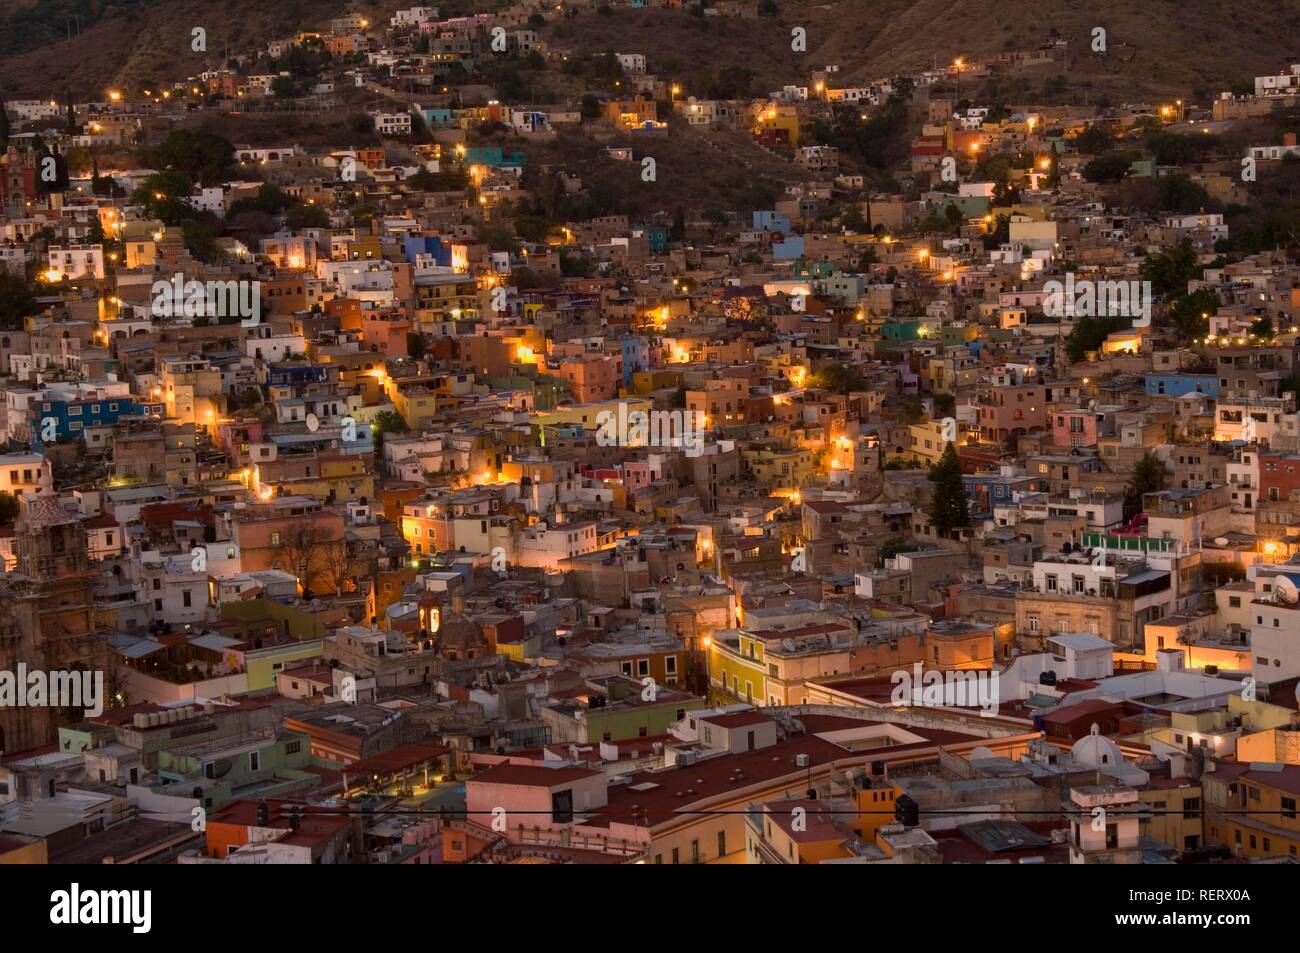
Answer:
[465, 763, 608, 843]
[362, 314, 412, 357]
[1052, 408, 1099, 448]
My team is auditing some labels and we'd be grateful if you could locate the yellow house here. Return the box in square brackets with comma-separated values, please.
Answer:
[742, 447, 817, 487]
[392, 386, 439, 430]
[1203, 761, 1300, 860]
[414, 276, 480, 324]
[709, 630, 767, 706]
[254, 455, 374, 505]
[630, 369, 683, 396]
[346, 237, 383, 261]
[528, 398, 654, 443]
[1138, 781, 1203, 853]
[907, 419, 970, 465]
[750, 782, 901, 863]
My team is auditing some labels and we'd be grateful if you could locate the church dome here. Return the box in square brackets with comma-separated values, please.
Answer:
[1070, 723, 1124, 768]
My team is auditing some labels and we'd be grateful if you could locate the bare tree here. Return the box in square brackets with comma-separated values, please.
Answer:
[319, 539, 353, 596]
[271, 525, 331, 592]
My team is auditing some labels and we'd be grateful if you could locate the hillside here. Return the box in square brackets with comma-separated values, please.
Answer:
[5, 0, 1300, 104]
[0, 0, 379, 99]
[541, 0, 1300, 101]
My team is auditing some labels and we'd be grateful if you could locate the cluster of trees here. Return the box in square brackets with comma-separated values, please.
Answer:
[811, 83, 915, 172]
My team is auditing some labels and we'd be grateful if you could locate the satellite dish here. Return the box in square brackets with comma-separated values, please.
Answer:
[305, 412, 321, 432]
[971, 745, 996, 760]
[1214, 537, 1229, 547]
[1276, 576, 1299, 604]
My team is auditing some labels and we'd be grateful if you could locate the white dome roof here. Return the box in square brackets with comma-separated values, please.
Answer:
[1070, 723, 1124, 768]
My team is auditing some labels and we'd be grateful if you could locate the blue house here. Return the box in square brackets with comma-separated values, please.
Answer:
[403, 235, 453, 267]
[420, 107, 455, 129]
[30, 396, 161, 447]
[621, 336, 650, 387]
[794, 260, 834, 279]
[466, 146, 526, 168]
[1144, 374, 1218, 398]
[753, 210, 791, 233]
[772, 236, 804, 260]
[639, 225, 669, 255]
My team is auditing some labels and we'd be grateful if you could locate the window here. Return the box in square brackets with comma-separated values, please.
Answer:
[249, 751, 260, 772]
[286, 740, 301, 755]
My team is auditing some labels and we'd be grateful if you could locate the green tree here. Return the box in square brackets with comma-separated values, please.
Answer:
[812, 363, 868, 395]
[0, 272, 37, 329]
[1165, 288, 1220, 339]
[928, 442, 971, 536]
[1140, 240, 1198, 297]
[286, 203, 330, 229]
[1082, 152, 1133, 184]
[136, 129, 234, 186]
[1065, 313, 1129, 362]
[1129, 451, 1166, 500]
[0, 491, 19, 523]
[372, 410, 409, 454]
[670, 206, 686, 242]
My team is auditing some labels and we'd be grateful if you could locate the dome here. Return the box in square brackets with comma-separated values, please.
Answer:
[1070, 723, 1124, 768]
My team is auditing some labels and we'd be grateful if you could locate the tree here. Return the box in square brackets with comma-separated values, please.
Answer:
[1066, 313, 1129, 362]
[372, 410, 409, 456]
[811, 363, 868, 395]
[1073, 124, 1114, 155]
[928, 442, 971, 536]
[1165, 288, 1220, 339]
[0, 491, 19, 524]
[285, 203, 330, 229]
[271, 524, 331, 590]
[0, 272, 37, 329]
[136, 129, 234, 186]
[670, 206, 686, 242]
[319, 540, 353, 596]
[1129, 451, 1166, 500]
[1082, 152, 1133, 184]
[1140, 239, 1198, 297]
